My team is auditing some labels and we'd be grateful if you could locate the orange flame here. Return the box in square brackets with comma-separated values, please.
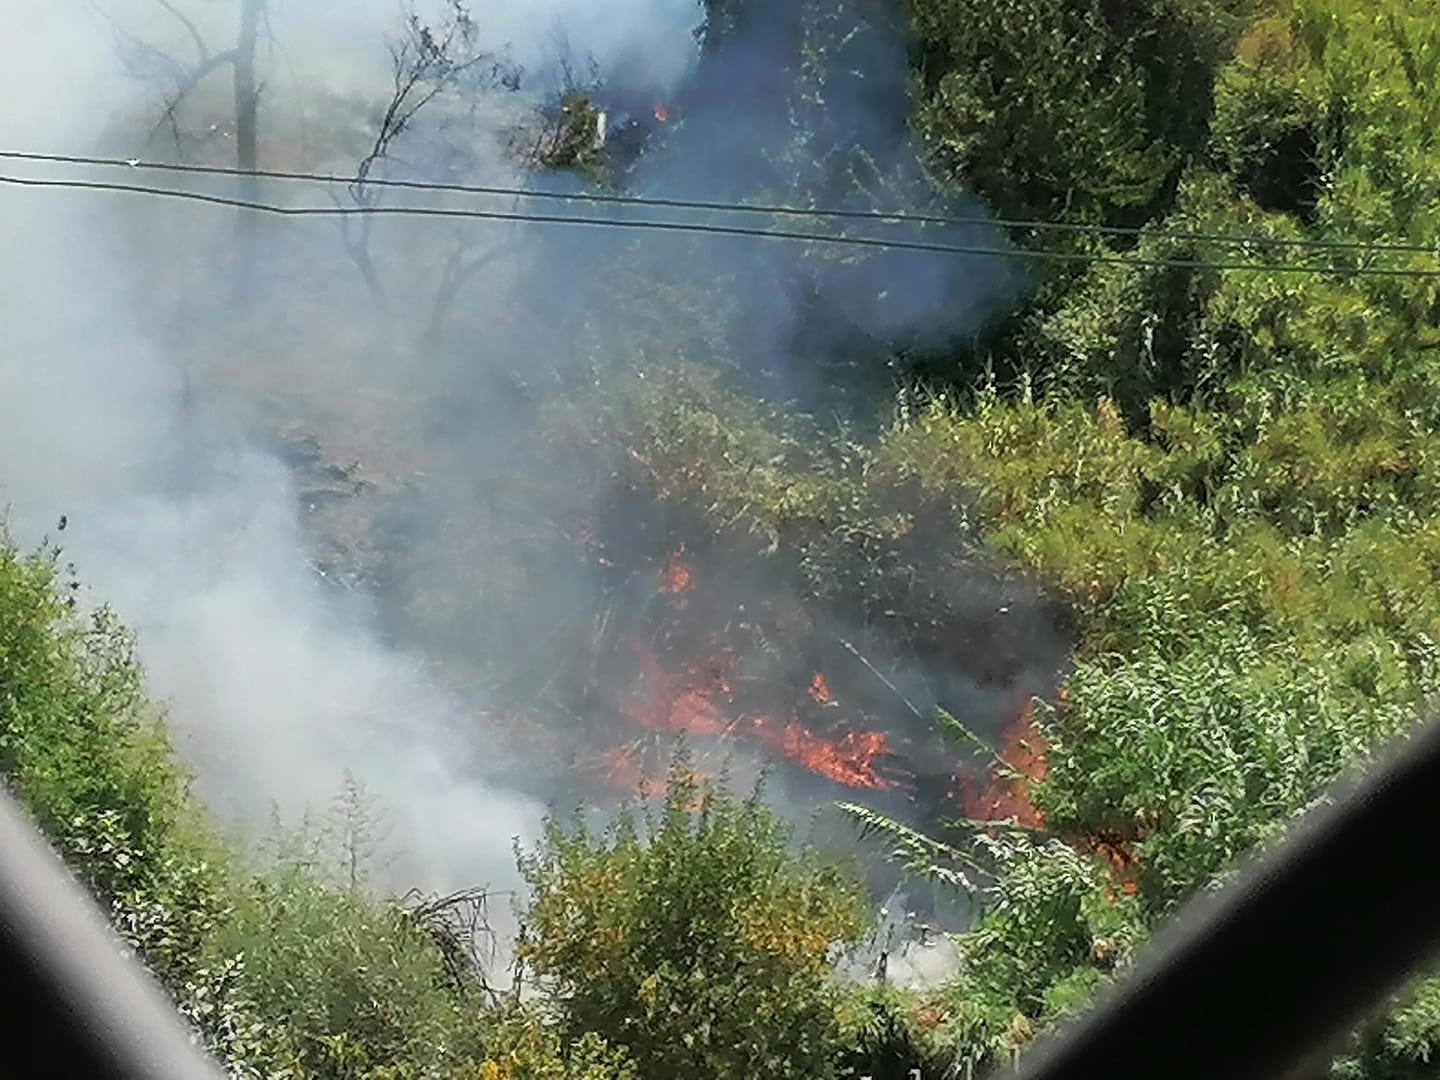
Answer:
[585, 746, 714, 804]
[1080, 825, 1143, 898]
[617, 639, 732, 738]
[809, 672, 835, 705]
[953, 695, 1146, 896]
[955, 697, 1047, 828]
[770, 720, 897, 790]
[588, 746, 670, 800]
[660, 547, 692, 595]
[613, 636, 900, 790]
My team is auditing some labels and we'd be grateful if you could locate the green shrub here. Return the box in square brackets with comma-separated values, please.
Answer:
[515, 757, 869, 1080]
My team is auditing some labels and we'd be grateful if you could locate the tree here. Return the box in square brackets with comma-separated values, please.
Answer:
[903, 0, 1247, 228]
[99, 0, 268, 297]
[232, 0, 263, 301]
[338, 0, 521, 334]
[514, 756, 869, 1080]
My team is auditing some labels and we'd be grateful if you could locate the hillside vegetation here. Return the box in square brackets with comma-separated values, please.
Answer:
[7, 0, 1440, 1077]
[588, 0, 1440, 1071]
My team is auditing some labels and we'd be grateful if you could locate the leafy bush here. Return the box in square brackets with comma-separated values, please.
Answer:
[468, 1006, 637, 1080]
[0, 530, 499, 1078]
[515, 757, 869, 1080]
[904, 0, 1245, 225]
[1038, 629, 1437, 913]
[206, 865, 483, 1079]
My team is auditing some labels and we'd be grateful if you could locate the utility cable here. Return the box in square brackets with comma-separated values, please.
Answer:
[4, 173, 1440, 279]
[3, 148, 1439, 257]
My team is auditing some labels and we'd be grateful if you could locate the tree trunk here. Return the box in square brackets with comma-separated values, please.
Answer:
[233, 0, 263, 302]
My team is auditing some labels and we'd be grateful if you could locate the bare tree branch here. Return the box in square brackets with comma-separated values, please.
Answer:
[400, 887, 519, 1005]
[89, 0, 190, 87]
[419, 232, 521, 349]
[337, 1, 521, 322]
[146, 47, 238, 147]
[152, 0, 211, 64]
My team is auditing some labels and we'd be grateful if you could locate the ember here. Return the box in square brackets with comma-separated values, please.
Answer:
[809, 672, 835, 705]
[588, 746, 670, 800]
[1083, 826, 1143, 898]
[617, 637, 733, 739]
[660, 547, 692, 594]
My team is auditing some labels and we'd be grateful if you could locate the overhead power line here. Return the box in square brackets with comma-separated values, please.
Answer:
[5, 148, 1440, 258]
[3, 172, 1440, 279]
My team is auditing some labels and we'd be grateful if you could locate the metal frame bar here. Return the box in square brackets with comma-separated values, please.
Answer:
[1018, 713, 1440, 1080]
[0, 786, 225, 1079]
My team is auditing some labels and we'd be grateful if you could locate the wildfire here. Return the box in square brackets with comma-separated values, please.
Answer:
[771, 721, 898, 790]
[570, 516, 617, 568]
[618, 638, 733, 738]
[955, 697, 1047, 829]
[588, 746, 670, 800]
[660, 547, 693, 595]
[808, 671, 835, 705]
[613, 636, 902, 791]
[1081, 826, 1143, 898]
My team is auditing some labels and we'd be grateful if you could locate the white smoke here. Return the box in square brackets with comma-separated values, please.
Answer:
[0, 0, 599, 898]
[0, 0, 1016, 969]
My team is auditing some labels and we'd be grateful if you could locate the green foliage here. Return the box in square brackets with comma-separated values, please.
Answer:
[515, 755, 869, 1080]
[0, 536, 185, 900]
[905, 0, 1247, 225]
[0, 532, 271, 1061]
[532, 92, 610, 185]
[600, 7, 1440, 1074]
[923, 830, 1144, 1070]
[834, 985, 954, 1080]
[468, 1006, 637, 1080]
[843, 785, 1143, 1071]
[0, 529, 496, 1079]
[1022, 0, 1440, 413]
[1211, 13, 1334, 216]
[1038, 629, 1436, 912]
[1330, 977, 1440, 1079]
[207, 864, 482, 1078]
[10, 0, 1440, 1074]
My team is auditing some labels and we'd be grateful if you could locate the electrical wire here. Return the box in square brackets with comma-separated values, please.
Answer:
[4, 172, 1440, 279]
[4, 148, 1439, 258]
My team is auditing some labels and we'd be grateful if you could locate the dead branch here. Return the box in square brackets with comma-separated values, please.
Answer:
[418, 232, 521, 349]
[153, 0, 210, 63]
[340, 1, 516, 318]
[400, 886, 518, 1004]
[147, 47, 239, 150]
[90, 1, 190, 86]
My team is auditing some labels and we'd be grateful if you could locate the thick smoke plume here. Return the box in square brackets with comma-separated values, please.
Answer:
[0, 0, 1058, 968]
[0, 0, 556, 896]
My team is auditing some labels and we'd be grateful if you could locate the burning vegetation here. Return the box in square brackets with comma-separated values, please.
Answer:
[954, 698, 1048, 830]
[485, 434, 1069, 847]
